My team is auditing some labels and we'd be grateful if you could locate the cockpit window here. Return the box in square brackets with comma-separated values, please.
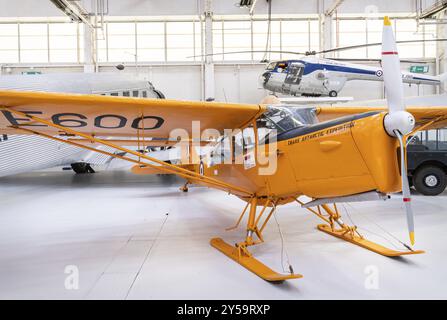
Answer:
[266, 62, 276, 70]
[257, 106, 318, 142]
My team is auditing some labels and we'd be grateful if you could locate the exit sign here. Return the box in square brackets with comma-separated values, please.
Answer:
[410, 65, 429, 73]
[21, 71, 42, 75]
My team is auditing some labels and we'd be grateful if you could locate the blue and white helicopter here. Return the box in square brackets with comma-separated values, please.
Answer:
[261, 56, 446, 97]
[195, 38, 447, 98]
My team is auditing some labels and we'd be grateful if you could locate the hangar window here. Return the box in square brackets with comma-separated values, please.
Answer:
[333, 17, 436, 59]
[166, 22, 198, 61]
[19, 23, 48, 63]
[142, 91, 147, 98]
[221, 21, 252, 61]
[123, 91, 130, 97]
[0, 24, 19, 63]
[137, 22, 165, 62]
[49, 23, 78, 63]
[107, 23, 136, 62]
[0, 21, 82, 64]
[132, 90, 139, 97]
[253, 21, 281, 61]
[281, 20, 313, 59]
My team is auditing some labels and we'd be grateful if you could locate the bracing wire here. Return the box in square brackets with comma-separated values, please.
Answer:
[344, 202, 412, 250]
[272, 202, 294, 274]
[341, 204, 402, 250]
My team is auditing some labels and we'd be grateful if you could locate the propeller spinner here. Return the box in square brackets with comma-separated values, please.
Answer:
[381, 16, 416, 246]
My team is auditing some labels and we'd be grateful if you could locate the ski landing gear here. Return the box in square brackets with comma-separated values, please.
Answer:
[296, 200, 425, 257]
[210, 197, 303, 283]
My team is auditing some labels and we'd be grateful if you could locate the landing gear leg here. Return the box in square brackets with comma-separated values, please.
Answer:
[180, 181, 189, 192]
[211, 197, 303, 282]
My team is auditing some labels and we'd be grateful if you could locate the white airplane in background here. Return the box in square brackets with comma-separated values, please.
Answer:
[0, 72, 165, 177]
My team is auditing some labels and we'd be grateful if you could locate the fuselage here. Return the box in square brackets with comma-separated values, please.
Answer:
[197, 106, 401, 204]
[262, 57, 441, 97]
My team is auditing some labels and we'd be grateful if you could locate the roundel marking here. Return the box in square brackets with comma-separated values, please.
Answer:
[199, 161, 204, 176]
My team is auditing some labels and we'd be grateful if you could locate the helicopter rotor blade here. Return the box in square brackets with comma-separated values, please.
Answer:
[188, 38, 447, 61]
[187, 50, 306, 59]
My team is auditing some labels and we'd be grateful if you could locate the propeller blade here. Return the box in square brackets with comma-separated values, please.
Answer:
[395, 131, 416, 246]
[382, 16, 405, 113]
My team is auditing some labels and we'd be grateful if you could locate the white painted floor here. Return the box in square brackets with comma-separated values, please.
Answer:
[0, 171, 446, 300]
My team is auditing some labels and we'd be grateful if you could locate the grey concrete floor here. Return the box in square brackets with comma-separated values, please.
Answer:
[0, 170, 446, 299]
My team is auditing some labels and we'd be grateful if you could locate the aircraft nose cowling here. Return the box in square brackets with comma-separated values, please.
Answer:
[259, 72, 272, 90]
[261, 72, 271, 84]
[384, 111, 415, 137]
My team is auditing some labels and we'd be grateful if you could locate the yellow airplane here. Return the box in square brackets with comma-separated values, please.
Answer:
[0, 17, 446, 282]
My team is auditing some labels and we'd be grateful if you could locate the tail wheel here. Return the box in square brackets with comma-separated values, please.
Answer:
[413, 165, 446, 196]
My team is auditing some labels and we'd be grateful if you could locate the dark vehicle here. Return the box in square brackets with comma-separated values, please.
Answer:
[407, 129, 447, 195]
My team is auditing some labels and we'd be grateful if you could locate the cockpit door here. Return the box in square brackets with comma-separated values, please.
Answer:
[282, 63, 305, 94]
[284, 63, 304, 85]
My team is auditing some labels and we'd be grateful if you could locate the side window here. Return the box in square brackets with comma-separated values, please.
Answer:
[233, 131, 244, 164]
[426, 129, 437, 150]
[123, 91, 130, 97]
[142, 91, 147, 98]
[132, 90, 139, 97]
[210, 136, 232, 166]
[220, 136, 231, 164]
[242, 126, 256, 169]
[110, 92, 118, 96]
[409, 131, 423, 145]
[242, 126, 255, 153]
[438, 129, 447, 150]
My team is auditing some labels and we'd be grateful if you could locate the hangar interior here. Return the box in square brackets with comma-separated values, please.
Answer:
[1, 0, 447, 300]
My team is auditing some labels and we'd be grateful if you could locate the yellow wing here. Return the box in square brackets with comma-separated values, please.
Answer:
[0, 90, 267, 197]
[0, 90, 265, 137]
[317, 105, 447, 130]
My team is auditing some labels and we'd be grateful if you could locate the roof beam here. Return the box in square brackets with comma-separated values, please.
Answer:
[419, 0, 447, 19]
[325, 0, 345, 16]
[49, 0, 93, 28]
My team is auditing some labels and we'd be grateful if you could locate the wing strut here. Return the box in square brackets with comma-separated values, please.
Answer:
[0, 106, 253, 197]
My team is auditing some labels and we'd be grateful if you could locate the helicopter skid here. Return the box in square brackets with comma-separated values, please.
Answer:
[317, 224, 425, 256]
[210, 237, 303, 282]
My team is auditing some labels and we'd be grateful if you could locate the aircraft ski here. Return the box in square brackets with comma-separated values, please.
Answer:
[210, 238, 303, 282]
[317, 224, 425, 257]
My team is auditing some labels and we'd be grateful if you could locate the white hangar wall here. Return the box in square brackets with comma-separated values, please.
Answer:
[0, 0, 444, 102]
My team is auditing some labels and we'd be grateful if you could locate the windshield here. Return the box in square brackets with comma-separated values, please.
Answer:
[266, 62, 276, 70]
[257, 106, 318, 134]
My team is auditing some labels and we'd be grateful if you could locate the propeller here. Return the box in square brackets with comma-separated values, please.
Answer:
[381, 16, 416, 246]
